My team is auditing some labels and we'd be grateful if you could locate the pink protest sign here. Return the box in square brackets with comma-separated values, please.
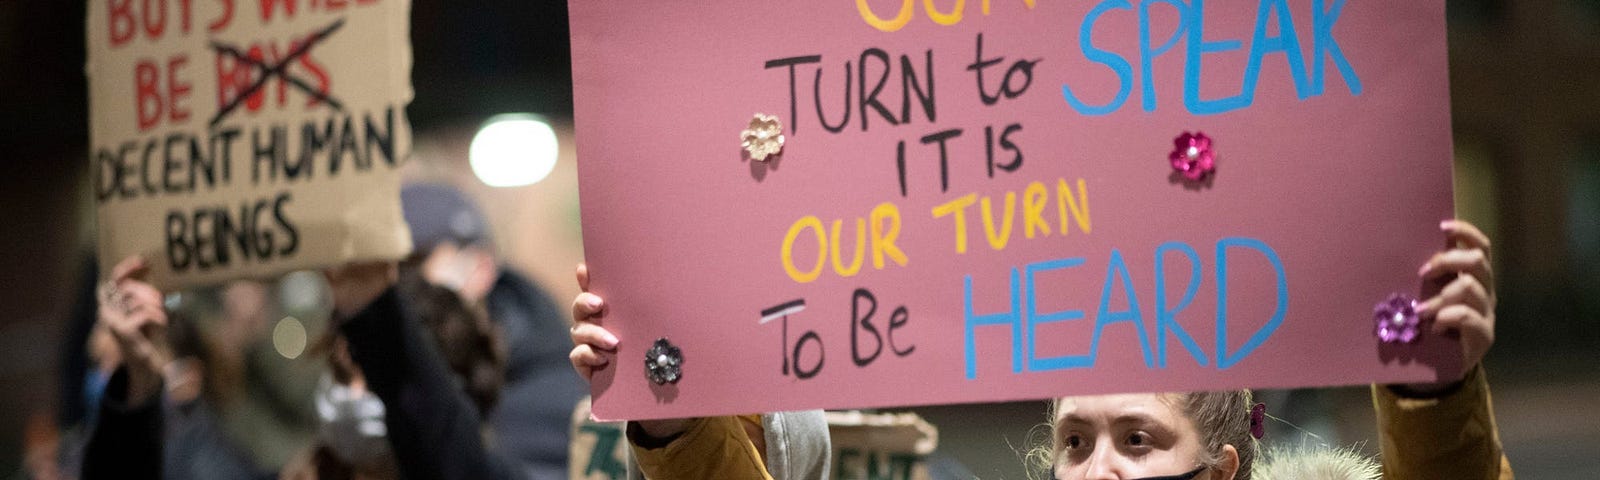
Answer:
[570, 0, 1458, 420]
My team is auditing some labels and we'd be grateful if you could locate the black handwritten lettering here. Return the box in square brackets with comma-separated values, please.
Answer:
[794, 331, 824, 379]
[162, 191, 300, 273]
[851, 288, 884, 367]
[968, 33, 1041, 105]
[986, 123, 1025, 177]
[920, 128, 962, 193]
[772, 49, 936, 135]
[765, 55, 824, 137]
[763, 299, 824, 379]
[364, 106, 397, 167]
[166, 211, 191, 270]
[895, 140, 908, 197]
[901, 50, 936, 126]
[252, 124, 286, 184]
[815, 62, 853, 134]
[95, 129, 241, 204]
[889, 306, 914, 356]
[859, 48, 899, 132]
[246, 107, 400, 185]
[273, 191, 298, 255]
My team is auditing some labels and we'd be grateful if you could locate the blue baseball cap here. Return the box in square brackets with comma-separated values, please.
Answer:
[401, 182, 491, 254]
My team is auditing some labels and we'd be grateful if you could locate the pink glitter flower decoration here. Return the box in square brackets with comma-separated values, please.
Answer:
[1169, 131, 1216, 181]
[1374, 293, 1422, 344]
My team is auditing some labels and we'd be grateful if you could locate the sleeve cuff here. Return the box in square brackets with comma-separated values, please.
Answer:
[626, 418, 698, 450]
[1376, 363, 1486, 412]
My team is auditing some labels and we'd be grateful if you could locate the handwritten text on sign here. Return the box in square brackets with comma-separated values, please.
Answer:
[569, 0, 1458, 420]
[88, 0, 414, 288]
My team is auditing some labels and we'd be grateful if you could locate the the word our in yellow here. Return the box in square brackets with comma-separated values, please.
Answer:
[781, 202, 910, 283]
[856, 0, 1037, 32]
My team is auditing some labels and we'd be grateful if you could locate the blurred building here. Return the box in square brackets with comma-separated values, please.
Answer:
[1447, 0, 1600, 356]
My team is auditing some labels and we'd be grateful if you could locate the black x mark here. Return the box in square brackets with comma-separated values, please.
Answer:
[208, 18, 346, 127]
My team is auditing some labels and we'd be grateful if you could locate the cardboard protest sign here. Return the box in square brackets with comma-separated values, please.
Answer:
[569, 398, 629, 480]
[571, 0, 1458, 420]
[828, 411, 939, 480]
[88, 0, 414, 289]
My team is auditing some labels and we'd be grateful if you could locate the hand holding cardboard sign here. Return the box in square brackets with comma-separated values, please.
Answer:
[98, 256, 170, 407]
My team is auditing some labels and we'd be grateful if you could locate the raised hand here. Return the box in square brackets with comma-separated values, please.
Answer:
[97, 256, 169, 405]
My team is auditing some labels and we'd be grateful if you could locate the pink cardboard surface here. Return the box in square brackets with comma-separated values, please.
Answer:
[570, 0, 1457, 421]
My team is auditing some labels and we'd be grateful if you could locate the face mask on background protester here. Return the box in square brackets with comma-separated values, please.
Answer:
[314, 375, 392, 469]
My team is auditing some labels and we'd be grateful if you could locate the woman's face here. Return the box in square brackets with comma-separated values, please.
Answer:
[1051, 393, 1212, 480]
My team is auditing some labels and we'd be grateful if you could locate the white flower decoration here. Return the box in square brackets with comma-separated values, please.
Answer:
[740, 113, 786, 162]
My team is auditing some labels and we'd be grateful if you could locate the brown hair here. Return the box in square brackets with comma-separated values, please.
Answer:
[317, 272, 507, 417]
[1028, 391, 1258, 480]
[1172, 390, 1257, 480]
[397, 271, 507, 417]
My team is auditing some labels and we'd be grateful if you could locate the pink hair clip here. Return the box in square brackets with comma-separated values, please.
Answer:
[1250, 403, 1267, 439]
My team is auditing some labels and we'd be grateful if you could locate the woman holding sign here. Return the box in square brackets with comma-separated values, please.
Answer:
[568, 220, 1510, 480]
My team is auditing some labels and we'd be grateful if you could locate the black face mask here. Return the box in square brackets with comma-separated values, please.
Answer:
[1054, 466, 1206, 480]
[1132, 467, 1206, 480]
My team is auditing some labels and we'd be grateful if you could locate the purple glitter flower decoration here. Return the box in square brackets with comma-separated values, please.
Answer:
[645, 338, 683, 385]
[1249, 403, 1267, 439]
[1374, 293, 1422, 344]
[1169, 131, 1216, 181]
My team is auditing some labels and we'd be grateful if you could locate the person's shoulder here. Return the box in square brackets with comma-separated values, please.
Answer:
[486, 268, 550, 308]
[486, 267, 573, 365]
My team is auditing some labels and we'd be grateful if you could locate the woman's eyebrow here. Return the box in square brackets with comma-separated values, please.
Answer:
[1111, 412, 1162, 428]
[1058, 413, 1094, 428]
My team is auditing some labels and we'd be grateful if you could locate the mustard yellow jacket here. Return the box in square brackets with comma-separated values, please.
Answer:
[1372, 365, 1514, 479]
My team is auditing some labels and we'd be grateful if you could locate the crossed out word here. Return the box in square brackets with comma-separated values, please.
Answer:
[208, 18, 346, 127]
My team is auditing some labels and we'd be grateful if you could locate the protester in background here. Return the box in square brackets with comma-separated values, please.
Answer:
[82, 256, 178, 480]
[85, 257, 516, 480]
[402, 182, 588, 480]
[280, 270, 509, 480]
[79, 257, 269, 480]
[209, 279, 326, 470]
[567, 220, 1510, 480]
[161, 295, 268, 480]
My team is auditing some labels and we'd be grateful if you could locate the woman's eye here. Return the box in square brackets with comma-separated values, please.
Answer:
[1064, 434, 1083, 449]
[1125, 432, 1151, 448]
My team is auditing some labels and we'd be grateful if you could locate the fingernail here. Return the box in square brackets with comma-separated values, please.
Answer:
[586, 297, 602, 309]
[1418, 262, 1432, 276]
[603, 332, 619, 347]
[1440, 220, 1452, 230]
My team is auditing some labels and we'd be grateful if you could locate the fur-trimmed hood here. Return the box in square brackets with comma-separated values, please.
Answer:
[1255, 445, 1382, 480]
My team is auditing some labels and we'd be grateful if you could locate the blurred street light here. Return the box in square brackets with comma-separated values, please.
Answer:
[469, 113, 559, 187]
